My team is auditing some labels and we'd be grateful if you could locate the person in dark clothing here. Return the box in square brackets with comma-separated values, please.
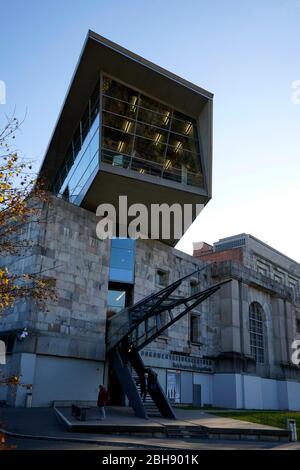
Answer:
[148, 369, 158, 393]
[97, 385, 109, 420]
[140, 372, 149, 402]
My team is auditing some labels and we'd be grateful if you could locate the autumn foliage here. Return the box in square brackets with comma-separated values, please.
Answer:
[0, 117, 56, 312]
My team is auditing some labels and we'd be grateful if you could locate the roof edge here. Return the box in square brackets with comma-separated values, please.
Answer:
[88, 30, 214, 100]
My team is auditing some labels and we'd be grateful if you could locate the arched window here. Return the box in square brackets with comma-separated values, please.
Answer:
[249, 302, 265, 364]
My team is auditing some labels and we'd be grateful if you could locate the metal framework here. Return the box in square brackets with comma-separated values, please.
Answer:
[106, 268, 231, 420]
[107, 266, 230, 353]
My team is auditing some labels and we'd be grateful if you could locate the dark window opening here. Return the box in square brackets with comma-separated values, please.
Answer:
[190, 314, 201, 344]
[0, 334, 15, 354]
[156, 269, 169, 287]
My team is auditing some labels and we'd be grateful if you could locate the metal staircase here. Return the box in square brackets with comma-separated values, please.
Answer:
[132, 372, 161, 417]
[106, 267, 231, 419]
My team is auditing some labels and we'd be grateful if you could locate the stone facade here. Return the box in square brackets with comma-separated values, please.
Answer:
[1, 201, 300, 409]
[194, 234, 300, 379]
[0, 196, 110, 406]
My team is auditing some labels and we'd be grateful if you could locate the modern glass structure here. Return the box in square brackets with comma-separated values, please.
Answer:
[101, 76, 203, 188]
[52, 75, 204, 202]
[40, 31, 213, 245]
[52, 83, 100, 202]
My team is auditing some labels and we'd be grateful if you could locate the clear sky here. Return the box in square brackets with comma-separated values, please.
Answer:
[1, 0, 299, 261]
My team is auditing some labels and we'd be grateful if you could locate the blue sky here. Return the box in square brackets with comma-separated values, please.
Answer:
[1, 0, 300, 261]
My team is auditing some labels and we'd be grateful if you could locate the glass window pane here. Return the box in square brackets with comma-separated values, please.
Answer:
[103, 111, 135, 136]
[135, 122, 168, 144]
[134, 135, 165, 165]
[103, 77, 138, 104]
[103, 95, 138, 120]
[137, 106, 170, 129]
[81, 105, 90, 142]
[107, 289, 126, 315]
[102, 126, 133, 155]
[109, 238, 135, 283]
[139, 94, 169, 116]
[249, 302, 265, 364]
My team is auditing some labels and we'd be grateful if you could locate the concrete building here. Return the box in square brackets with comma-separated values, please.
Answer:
[193, 234, 300, 409]
[1, 32, 299, 411]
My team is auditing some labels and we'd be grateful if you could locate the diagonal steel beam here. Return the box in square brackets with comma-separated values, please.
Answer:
[134, 280, 231, 351]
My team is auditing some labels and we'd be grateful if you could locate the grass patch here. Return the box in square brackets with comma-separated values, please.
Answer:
[212, 411, 300, 439]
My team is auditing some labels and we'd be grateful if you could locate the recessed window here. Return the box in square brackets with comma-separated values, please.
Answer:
[190, 281, 199, 296]
[249, 302, 265, 364]
[257, 262, 269, 276]
[296, 318, 300, 334]
[107, 289, 126, 317]
[0, 335, 15, 354]
[190, 314, 201, 343]
[156, 269, 169, 287]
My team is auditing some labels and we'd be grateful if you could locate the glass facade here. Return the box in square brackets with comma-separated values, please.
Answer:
[53, 83, 100, 203]
[109, 238, 135, 284]
[52, 76, 204, 203]
[101, 77, 203, 188]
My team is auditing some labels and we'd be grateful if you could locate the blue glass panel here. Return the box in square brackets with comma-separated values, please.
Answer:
[60, 115, 99, 200]
[110, 247, 133, 270]
[109, 267, 134, 283]
[111, 238, 135, 249]
[109, 238, 135, 283]
[108, 290, 126, 309]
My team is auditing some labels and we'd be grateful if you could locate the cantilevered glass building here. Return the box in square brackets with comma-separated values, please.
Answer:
[40, 30, 213, 244]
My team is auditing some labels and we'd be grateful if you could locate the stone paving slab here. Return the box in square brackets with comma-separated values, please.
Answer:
[55, 406, 289, 441]
[172, 409, 282, 430]
[56, 405, 284, 431]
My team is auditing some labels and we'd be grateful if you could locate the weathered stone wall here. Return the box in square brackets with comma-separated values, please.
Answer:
[1, 196, 110, 362]
[134, 239, 221, 359]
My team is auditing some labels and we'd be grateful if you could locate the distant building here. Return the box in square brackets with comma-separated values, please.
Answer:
[193, 233, 300, 409]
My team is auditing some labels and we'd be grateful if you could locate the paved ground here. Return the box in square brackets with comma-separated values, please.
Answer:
[1, 407, 299, 450]
[56, 405, 283, 430]
[4, 435, 300, 450]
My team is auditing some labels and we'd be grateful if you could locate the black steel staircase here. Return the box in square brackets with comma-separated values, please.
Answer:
[106, 267, 231, 419]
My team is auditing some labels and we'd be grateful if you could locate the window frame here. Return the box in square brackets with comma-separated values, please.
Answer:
[249, 302, 265, 364]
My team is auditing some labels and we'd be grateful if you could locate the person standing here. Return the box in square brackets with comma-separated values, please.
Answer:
[141, 372, 149, 402]
[97, 385, 109, 420]
[148, 369, 158, 393]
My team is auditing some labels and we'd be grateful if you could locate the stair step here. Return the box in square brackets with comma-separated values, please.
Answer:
[132, 374, 161, 415]
[165, 425, 207, 439]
